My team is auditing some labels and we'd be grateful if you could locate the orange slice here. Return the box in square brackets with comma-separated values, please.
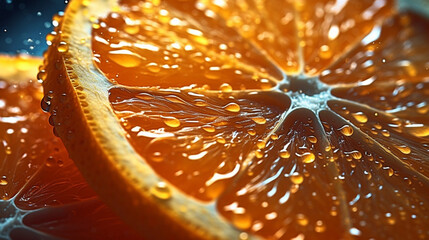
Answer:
[42, 0, 429, 239]
[0, 55, 141, 239]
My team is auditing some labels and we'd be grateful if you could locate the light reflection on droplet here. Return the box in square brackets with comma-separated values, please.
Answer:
[291, 173, 303, 185]
[339, 125, 354, 136]
[352, 112, 368, 123]
[163, 117, 180, 127]
[252, 116, 266, 125]
[150, 181, 172, 200]
[224, 103, 240, 112]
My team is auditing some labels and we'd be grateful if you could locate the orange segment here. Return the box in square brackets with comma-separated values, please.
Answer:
[321, 13, 429, 85]
[92, 0, 283, 90]
[199, 0, 300, 73]
[217, 109, 344, 239]
[110, 87, 290, 201]
[301, 0, 394, 75]
[0, 55, 141, 239]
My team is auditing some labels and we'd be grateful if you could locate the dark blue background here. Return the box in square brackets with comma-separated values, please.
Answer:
[0, 0, 67, 56]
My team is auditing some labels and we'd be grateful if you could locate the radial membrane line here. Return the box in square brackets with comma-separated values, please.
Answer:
[235, 94, 294, 181]
[313, 115, 353, 233]
[327, 77, 426, 94]
[326, 111, 429, 207]
[328, 110, 429, 188]
[330, 96, 429, 153]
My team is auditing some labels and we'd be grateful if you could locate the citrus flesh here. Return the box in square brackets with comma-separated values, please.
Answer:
[43, 0, 429, 239]
[0, 55, 142, 240]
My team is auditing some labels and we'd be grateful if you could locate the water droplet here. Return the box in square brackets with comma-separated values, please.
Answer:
[150, 151, 164, 162]
[216, 137, 226, 144]
[252, 116, 266, 125]
[220, 83, 232, 92]
[204, 67, 221, 79]
[374, 123, 382, 130]
[291, 173, 303, 185]
[150, 181, 172, 200]
[301, 152, 315, 163]
[57, 41, 69, 53]
[270, 134, 278, 140]
[387, 168, 394, 177]
[186, 28, 209, 45]
[279, 150, 290, 159]
[146, 62, 161, 73]
[395, 145, 411, 154]
[381, 129, 390, 137]
[92, 23, 101, 29]
[350, 150, 362, 160]
[46, 33, 56, 43]
[385, 213, 396, 225]
[339, 125, 353, 136]
[247, 129, 256, 136]
[315, 220, 326, 233]
[194, 100, 207, 107]
[417, 104, 428, 114]
[406, 125, 429, 137]
[37, 70, 47, 83]
[163, 117, 180, 127]
[124, 24, 140, 34]
[319, 45, 332, 59]
[202, 125, 215, 132]
[352, 112, 368, 123]
[349, 227, 362, 236]
[259, 78, 272, 90]
[41, 93, 53, 112]
[239, 232, 249, 240]
[232, 212, 252, 230]
[109, 50, 142, 68]
[224, 103, 240, 112]
[308, 136, 317, 143]
[0, 177, 8, 186]
[256, 140, 266, 149]
[296, 213, 308, 226]
[5, 146, 12, 155]
[255, 149, 264, 159]
[328, 25, 340, 40]
[57, 159, 64, 167]
[45, 156, 56, 167]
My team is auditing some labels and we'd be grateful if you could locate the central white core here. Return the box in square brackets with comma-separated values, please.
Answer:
[279, 74, 333, 112]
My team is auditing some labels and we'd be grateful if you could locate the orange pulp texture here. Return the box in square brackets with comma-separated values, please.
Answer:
[90, 0, 429, 239]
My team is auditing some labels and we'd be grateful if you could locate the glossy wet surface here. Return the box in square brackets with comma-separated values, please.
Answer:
[92, 1, 429, 239]
[0, 62, 141, 240]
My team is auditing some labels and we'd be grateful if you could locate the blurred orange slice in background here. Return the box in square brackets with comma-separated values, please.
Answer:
[0, 55, 142, 240]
